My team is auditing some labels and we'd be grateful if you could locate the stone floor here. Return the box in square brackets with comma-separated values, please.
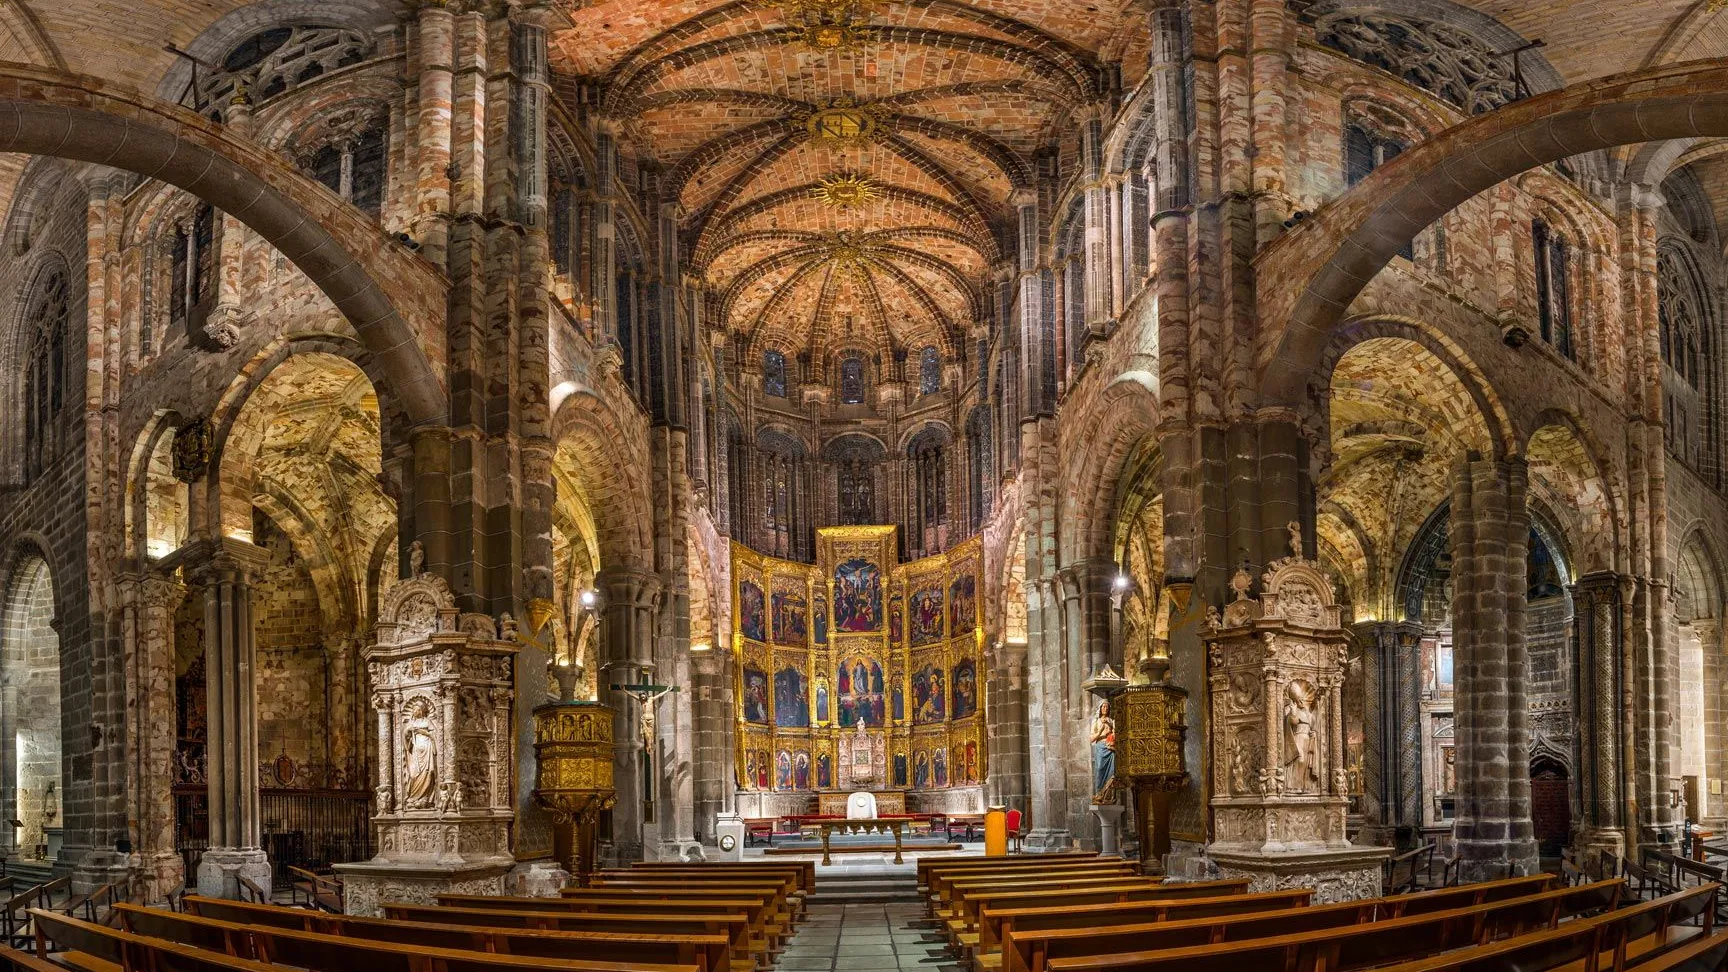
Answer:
[781, 902, 959, 972]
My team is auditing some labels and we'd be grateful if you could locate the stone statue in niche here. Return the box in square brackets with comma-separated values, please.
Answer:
[1090, 700, 1118, 802]
[403, 698, 439, 810]
[1283, 679, 1320, 792]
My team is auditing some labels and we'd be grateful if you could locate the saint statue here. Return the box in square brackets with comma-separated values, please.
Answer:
[1089, 700, 1117, 801]
[404, 701, 439, 809]
[1283, 679, 1320, 791]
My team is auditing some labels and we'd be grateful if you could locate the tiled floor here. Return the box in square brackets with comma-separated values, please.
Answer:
[781, 902, 959, 972]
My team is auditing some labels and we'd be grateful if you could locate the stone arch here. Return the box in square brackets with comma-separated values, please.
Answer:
[1257, 59, 1728, 405]
[1522, 414, 1620, 577]
[124, 411, 191, 561]
[1063, 371, 1162, 566]
[551, 387, 654, 572]
[208, 337, 389, 542]
[152, 0, 399, 105]
[0, 64, 447, 426]
[1108, 435, 1164, 676]
[0, 545, 62, 864]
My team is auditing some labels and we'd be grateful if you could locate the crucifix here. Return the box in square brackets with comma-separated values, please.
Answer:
[609, 677, 681, 824]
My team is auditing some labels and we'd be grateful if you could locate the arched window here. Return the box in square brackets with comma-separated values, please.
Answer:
[760, 432, 809, 561]
[906, 429, 949, 558]
[965, 406, 992, 530]
[22, 269, 69, 481]
[764, 350, 787, 398]
[1660, 246, 1708, 390]
[1345, 122, 1414, 261]
[169, 203, 216, 335]
[1533, 219, 1575, 360]
[826, 436, 883, 527]
[303, 121, 387, 216]
[918, 347, 941, 396]
[839, 354, 866, 405]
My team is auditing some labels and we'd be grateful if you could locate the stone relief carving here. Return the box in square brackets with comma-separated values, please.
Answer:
[1282, 679, 1321, 793]
[402, 697, 439, 810]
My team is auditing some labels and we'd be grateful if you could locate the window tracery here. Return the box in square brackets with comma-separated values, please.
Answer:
[294, 108, 388, 216]
[1532, 218, 1574, 361]
[829, 438, 881, 526]
[918, 346, 940, 396]
[197, 26, 373, 111]
[1315, 12, 1518, 115]
[906, 429, 949, 558]
[169, 204, 216, 338]
[839, 353, 866, 404]
[764, 350, 788, 398]
[22, 268, 69, 482]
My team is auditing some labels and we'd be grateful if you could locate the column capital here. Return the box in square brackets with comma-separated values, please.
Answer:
[597, 565, 663, 611]
[180, 537, 269, 586]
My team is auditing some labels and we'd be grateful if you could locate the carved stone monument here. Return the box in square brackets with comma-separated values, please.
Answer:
[1203, 528, 1390, 902]
[335, 564, 521, 915]
[838, 720, 885, 790]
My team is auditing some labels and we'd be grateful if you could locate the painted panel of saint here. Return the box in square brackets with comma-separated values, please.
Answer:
[910, 587, 944, 646]
[889, 597, 903, 643]
[891, 678, 905, 723]
[815, 678, 830, 724]
[963, 741, 978, 784]
[914, 750, 930, 788]
[743, 751, 758, 790]
[772, 591, 808, 646]
[739, 581, 766, 642]
[834, 558, 883, 632]
[743, 667, 770, 725]
[776, 750, 793, 790]
[774, 667, 809, 728]
[794, 751, 810, 790]
[816, 752, 833, 789]
[934, 748, 948, 787]
[948, 574, 977, 633]
[951, 659, 978, 721]
[912, 665, 946, 724]
[755, 750, 770, 789]
[814, 595, 828, 644]
[836, 657, 885, 727]
[893, 753, 908, 787]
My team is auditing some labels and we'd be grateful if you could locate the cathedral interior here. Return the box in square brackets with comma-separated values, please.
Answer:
[5, 0, 1728, 959]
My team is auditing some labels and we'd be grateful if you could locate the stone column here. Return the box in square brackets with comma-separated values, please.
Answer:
[124, 572, 186, 901]
[984, 640, 1030, 811]
[1573, 572, 1626, 858]
[1353, 620, 1423, 847]
[598, 567, 662, 863]
[1701, 620, 1728, 830]
[1060, 559, 1116, 844]
[411, 0, 456, 262]
[690, 645, 734, 842]
[191, 540, 272, 898]
[1023, 576, 1071, 849]
[1449, 456, 1538, 881]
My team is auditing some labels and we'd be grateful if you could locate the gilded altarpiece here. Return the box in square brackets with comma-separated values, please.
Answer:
[336, 568, 520, 916]
[732, 528, 984, 803]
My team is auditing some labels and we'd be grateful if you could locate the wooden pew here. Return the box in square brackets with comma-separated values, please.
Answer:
[124, 903, 733, 972]
[1364, 886, 1721, 972]
[626, 861, 817, 894]
[530, 888, 790, 948]
[1035, 879, 1636, 972]
[930, 863, 1143, 918]
[386, 903, 755, 970]
[976, 874, 1557, 971]
[948, 879, 1250, 949]
[587, 874, 805, 921]
[37, 906, 701, 972]
[0, 944, 68, 972]
[917, 852, 1101, 889]
[975, 888, 1314, 966]
[30, 909, 279, 972]
[924, 857, 1118, 899]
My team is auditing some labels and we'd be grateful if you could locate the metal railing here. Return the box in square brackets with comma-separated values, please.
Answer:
[174, 787, 372, 890]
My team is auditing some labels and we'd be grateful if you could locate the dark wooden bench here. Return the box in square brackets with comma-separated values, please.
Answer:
[626, 861, 817, 894]
[930, 862, 1143, 918]
[1035, 878, 1634, 972]
[385, 902, 755, 970]
[126, 902, 732, 972]
[947, 878, 1249, 950]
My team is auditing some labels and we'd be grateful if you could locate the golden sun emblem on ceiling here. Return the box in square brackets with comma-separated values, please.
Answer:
[759, 0, 882, 51]
[811, 173, 880, 208]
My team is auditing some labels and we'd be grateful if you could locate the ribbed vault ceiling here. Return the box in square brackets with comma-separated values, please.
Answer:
[555, 0, 1137, 364]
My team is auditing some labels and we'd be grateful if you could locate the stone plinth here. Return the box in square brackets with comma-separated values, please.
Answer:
[1202, 531, 1390, 902]
[335, 564, 520, 916]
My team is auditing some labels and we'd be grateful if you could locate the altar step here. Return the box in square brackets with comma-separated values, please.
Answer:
[766, 842, 961, 856]
[806, 874, 922, 904]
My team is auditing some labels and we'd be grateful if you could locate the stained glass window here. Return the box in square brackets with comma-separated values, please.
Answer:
[918, 346, 940, 396]
[764, 350, 787, 398]
[839, 355, 865, 404]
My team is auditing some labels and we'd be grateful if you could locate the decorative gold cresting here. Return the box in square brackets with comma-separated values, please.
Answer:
[812, 173, 881, 209]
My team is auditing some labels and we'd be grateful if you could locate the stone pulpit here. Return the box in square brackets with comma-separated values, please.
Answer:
[1203, 530, 1390, 902]
[336, 559, 521, 915]
[839, 720, 885, 790]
